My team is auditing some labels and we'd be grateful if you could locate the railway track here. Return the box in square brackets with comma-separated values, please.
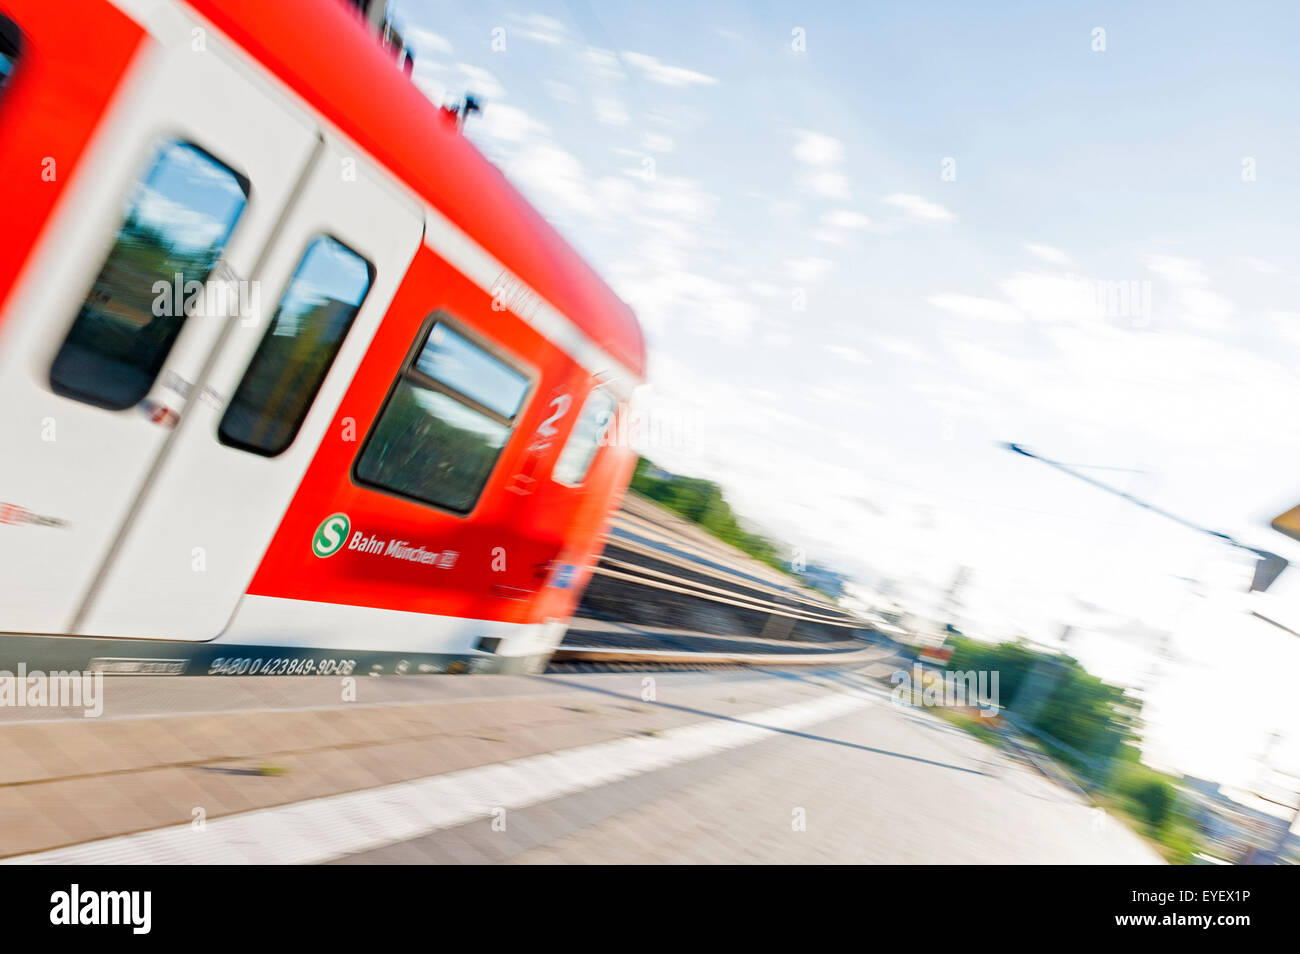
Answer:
[559, 492, 889, 670]
[547, 643, 894, 672]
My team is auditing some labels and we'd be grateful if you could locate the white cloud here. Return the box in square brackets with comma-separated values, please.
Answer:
[623, 51, 718, 87]
[1238, 256, 1282, 275]
[415, 61, 506, 106]
[824, 344, 871, 365]
[134, 189, 229, 251]
[1144, 254, 1207, 286]
[616, 268, 757, 338]
[926, 293, 1022, 324]
[812, 229, 846, 245]
[472, 103, 548, 144]
[1177, 286, 1235, 335]
[999, 272, 1099, 325]
[456, 63, 505, 100]
[511, 13, 567, 45]
[581, 47, 626, 83]
[814, 209, 875, 243]
[785, 256, 835, 284]
[1267, 309, 1300, 347]
[1141, 255, 1237, 333]
[822, 209, 873, 229]
[504, 142, 598, 218]
[803, 170, 850, 200]
[792, 132, 850, 198]
[883, 193, 956, 222]
[1023, 242, 1072, 266]
[545, 80, 578, 103]
[793, 131, 844, 167]
[874, 335, 934, 365]
[593, 95, 629, 126]
[641, 176, 717, 221]
[643, 132, 674, 152]
[1032, 324, 1290, 447]
[405, 27, 453, 56]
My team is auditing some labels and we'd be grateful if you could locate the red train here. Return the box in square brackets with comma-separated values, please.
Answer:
[0, 0, 645, 675]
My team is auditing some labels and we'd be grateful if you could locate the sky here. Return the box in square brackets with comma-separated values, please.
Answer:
[391, 0, 1300, 795]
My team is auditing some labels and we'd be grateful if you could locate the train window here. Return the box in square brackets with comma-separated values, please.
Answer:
[49, 140, 249, 410]
[413, 325, 528, 418]
[218, 236, 375, 456]
[552, 387, 615, 486]
[354, 321, 531, 514]
[0, 15, 19, 98]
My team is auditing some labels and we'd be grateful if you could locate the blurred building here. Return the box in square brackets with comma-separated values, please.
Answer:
[1181, 775, 1297, 863]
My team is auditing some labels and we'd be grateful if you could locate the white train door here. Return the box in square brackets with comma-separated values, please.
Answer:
[76, 142, 423, 640]
[0, 9, 319, 634]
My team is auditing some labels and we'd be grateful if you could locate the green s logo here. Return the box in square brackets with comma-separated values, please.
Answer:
[312, 513, 350, 558]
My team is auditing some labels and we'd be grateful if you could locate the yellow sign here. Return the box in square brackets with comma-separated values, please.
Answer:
[1271, 504, 1300, 543]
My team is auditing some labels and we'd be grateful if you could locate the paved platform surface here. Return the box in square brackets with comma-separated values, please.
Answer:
[338, 673, 1160, 865]
[0, 659, 1161, 864]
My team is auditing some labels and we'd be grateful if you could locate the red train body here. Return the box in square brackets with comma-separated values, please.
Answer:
[0, 0, 644, 675]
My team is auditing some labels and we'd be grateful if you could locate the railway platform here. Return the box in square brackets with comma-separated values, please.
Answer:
[0, 658, 1159, 864]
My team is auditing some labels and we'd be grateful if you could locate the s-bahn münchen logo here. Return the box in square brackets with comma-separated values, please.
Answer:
[312, 513, 351, 558]
[311, 512, 461, 568]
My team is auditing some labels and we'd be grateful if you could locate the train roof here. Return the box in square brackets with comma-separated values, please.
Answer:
[186, 0, 646, 381]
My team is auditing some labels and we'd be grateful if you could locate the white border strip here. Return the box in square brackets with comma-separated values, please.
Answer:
[420, 206, 640, 394]
[4, 688, 872, 864]
[219, 594, 552, 656]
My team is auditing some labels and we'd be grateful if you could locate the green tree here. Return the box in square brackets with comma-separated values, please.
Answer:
[630, 457, 791, 574]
